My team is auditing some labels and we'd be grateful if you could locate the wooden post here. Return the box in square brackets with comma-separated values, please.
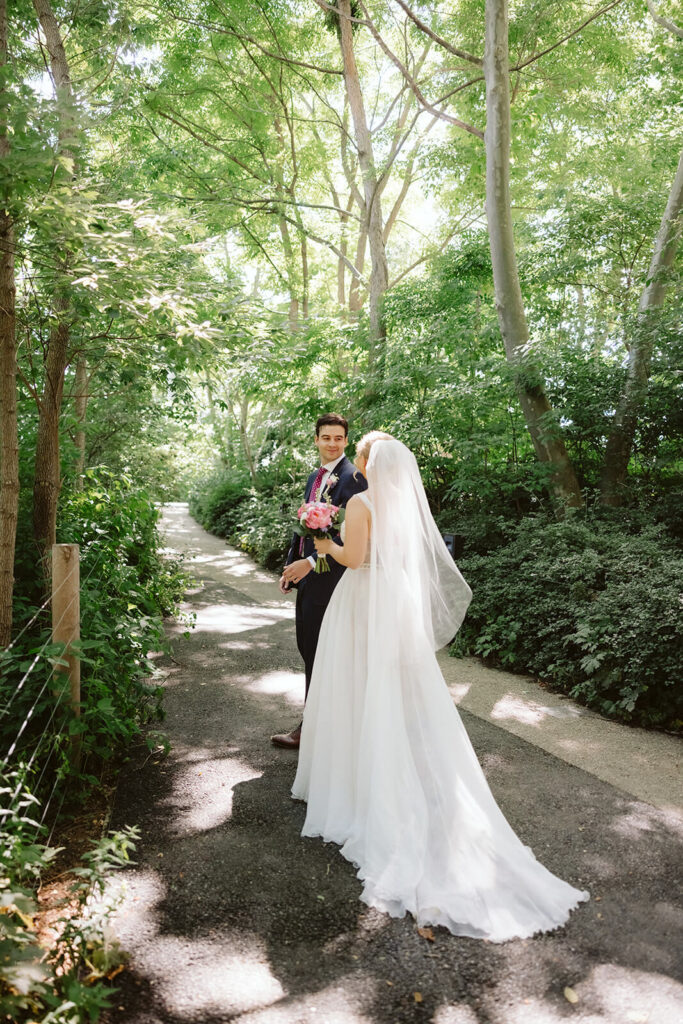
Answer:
[52, 543, 80, 766]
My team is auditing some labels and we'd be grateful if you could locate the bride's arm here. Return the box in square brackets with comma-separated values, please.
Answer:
[314, 496, 370, 569]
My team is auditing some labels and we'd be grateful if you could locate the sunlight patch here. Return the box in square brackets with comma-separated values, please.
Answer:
[447, 681, 472, 702]
[246, 670, 304, 703]
[490, 693, 583, 726]
[162, 755, 262, 835]
[148, 937, 284, 1016]
[193, 603, 293, 634]
[432, 1005, 480, 1024]
[230, 973, 378, 1023]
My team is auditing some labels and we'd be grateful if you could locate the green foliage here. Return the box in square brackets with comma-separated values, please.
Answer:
[3, 474, 188, 794]
[190, 471, 302, 570]
[0, 768, 138, 1024]
[451, 513, 683, 729]
[189, 470, 253, 538]
[230, 483, 305, 569]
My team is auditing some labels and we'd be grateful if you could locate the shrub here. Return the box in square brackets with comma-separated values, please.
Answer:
[189, 470, 252, 537]
[451, 514, 682, 729]
[2, 472, 189, 787]
[190, 472, 302, 570]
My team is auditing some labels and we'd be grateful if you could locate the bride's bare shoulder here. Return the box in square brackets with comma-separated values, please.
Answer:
[346, 493, 371, 516]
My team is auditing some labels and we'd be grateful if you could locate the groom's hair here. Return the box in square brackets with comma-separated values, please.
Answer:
[316, 413, 348, 437]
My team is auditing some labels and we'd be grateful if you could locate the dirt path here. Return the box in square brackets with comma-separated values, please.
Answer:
[103, 504, 683, 1024]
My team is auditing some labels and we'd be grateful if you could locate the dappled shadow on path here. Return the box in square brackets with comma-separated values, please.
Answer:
[101, 520, 683, 1024]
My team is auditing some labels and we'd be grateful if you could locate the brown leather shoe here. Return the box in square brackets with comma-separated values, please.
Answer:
[271, 725, 301, 749]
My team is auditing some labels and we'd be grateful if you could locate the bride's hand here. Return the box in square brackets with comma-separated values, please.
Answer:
[314, 536, 334, 555]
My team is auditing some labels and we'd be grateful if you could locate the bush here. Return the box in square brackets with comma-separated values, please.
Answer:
[189, 470, 252, 537]
[2, 472, 189, 788]
[451, 514, 682, 729]
[190, 471, 302, 570]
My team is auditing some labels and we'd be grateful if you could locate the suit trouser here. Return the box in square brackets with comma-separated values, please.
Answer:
[295, 574, 339, 699]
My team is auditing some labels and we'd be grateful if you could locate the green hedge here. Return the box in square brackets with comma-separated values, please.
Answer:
[451, 515, 682, 730]
[2, 472, 189, 778]
[190, 471, 682, 731]
[190, 472, 301, 570]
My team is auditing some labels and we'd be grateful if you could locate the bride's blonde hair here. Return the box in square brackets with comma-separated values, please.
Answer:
[355, 430, 394, 461]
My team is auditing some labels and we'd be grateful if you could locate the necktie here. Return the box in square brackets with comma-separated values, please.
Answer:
[299, 465, 327, 555]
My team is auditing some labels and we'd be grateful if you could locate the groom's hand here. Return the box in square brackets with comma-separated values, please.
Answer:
[282, 558, 313, 588]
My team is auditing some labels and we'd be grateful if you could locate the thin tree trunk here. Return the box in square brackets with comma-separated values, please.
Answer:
[32, 0, 77, 566]
[301, 233, 309, 319]
[274, 115, 302, 330]
[349, 227, 367, 312]
[73, 354, 87, 489]
[33, 295, 69, 554]
[600, 146, 683, 505]
[484, 0, 582, 508]
[239, 396, 257, 485]
[337, 0, 389, 374]
[336, 193, 355, 309]
[0, 0, 18, 647]
[277, 215, 299, 329]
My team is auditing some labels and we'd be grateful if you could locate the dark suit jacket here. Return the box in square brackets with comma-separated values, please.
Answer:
[285, 454, 368, 595]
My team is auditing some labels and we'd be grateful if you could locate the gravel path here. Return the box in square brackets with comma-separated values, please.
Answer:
[103, 504, 683, 1024]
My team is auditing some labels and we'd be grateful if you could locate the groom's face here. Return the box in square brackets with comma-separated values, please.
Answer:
[315, 425, 348, 465]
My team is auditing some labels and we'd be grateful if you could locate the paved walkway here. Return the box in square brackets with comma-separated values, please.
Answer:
[103, 504, 683, 1024]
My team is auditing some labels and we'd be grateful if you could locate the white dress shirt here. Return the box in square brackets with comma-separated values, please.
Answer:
[307, 455, 345, 567]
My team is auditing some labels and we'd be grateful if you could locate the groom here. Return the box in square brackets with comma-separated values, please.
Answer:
[272, 413, 367, 749]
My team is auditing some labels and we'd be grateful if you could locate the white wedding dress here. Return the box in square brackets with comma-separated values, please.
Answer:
[292, 442, 588, 942]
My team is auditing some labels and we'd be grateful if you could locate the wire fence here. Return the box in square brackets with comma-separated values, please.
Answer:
[0, 543, 99, 838]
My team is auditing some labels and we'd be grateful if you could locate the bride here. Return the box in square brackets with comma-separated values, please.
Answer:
[292, 432, 588, 942]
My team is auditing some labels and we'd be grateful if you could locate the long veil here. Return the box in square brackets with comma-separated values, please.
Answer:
[365, 439, 472, 651]
[296, 438, 589, 940]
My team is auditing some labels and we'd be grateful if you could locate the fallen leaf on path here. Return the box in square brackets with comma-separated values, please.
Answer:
[564, 987, 579, 1004]
[417, 926, 435, 942]
[414, 992, 423, 1003]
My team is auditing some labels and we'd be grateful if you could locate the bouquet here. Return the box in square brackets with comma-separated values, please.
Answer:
[294, 500, 345, 573]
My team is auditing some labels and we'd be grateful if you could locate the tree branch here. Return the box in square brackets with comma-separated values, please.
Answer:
[392, 0, 482, 66]
[512, 0, 627, 74]
[277, 212, 368, 285]
[646, 0, 683, 39]
[355, 1, 484, 139]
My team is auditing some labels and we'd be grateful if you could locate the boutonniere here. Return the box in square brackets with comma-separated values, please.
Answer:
[325, 473, 339, 491]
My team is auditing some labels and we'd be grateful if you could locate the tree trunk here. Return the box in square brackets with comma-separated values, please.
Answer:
[73, 354, 87, 489]
[33, 295, 69, 556]
[484, 0, 582, 508]
[32, 0, 77, 567]
[600, 146, 683, 505]
[337, 0, 389, 375]
[277, 215, 300, 330]
[349, 226, 367, 312]
[239, 396, 257, 485]
[0, 0, 18, 647]
[33, 0, 75, 134]
[337, 190, 356, 307]
[300, 232, 309, 320]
